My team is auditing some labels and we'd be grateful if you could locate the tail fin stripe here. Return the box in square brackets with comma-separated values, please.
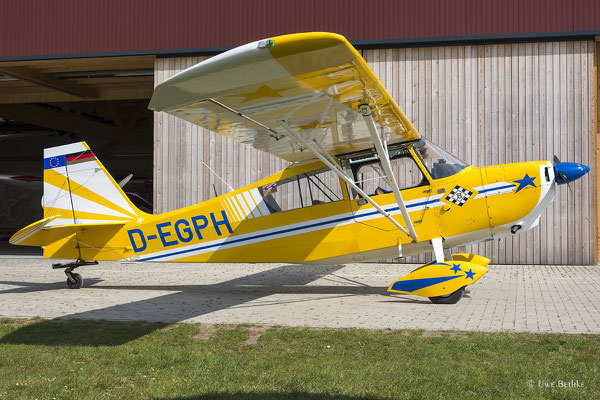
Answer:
[45, 169, 137, 218]
[65, 150, 94, 161]
[57, 165, 137, 216]
[43, 184, 136, 220]
[65, 150, 96, 165]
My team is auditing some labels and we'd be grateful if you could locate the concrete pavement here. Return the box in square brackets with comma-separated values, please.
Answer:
[0, 258, 599, 334]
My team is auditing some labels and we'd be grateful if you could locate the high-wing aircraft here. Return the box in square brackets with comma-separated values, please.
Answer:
[10, 33, 590, 304]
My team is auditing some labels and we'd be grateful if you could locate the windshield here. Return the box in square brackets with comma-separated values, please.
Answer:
[413, 139, 469, 179]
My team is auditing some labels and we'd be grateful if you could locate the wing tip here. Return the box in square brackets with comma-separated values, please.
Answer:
[268, 32, 352, 58]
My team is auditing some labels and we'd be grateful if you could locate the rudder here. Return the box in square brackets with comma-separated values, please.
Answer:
[42, 141, 142, 227]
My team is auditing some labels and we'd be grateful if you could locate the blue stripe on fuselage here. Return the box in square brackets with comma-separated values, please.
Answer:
[477, 184, 516, 194]
[139, 198, 442, 261]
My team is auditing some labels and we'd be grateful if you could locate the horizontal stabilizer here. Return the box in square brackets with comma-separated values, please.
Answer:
[9, 216, 126, 247]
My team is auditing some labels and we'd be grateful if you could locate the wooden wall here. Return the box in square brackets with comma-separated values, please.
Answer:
[153, 56, 287, 214]
[154, 40, 597, 265]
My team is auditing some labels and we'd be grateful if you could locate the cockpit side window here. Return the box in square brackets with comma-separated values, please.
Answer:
[343, 145, 427, 198]
[413, 139, 469, 180]
[258, 166, 343, 213]
[355, 155, 425, 197]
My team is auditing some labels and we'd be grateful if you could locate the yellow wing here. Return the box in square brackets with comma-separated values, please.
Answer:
[149, 32, 420, 162]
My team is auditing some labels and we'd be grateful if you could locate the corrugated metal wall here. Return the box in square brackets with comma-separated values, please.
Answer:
[154, 40, 596, 265]
[2, 0, 600, 59]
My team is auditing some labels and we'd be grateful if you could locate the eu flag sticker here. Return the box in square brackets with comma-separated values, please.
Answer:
[44, 155, 66, 169]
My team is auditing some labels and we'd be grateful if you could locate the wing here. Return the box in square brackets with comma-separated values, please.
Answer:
[149, 32, 420, 162]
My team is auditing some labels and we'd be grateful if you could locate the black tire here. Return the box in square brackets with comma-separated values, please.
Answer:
[66, 273, 83, 289]
[429, 286, 465, 304]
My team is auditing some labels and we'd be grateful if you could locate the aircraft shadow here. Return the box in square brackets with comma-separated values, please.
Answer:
[0, 278, 104, 293]
[0, 264, 401, 346]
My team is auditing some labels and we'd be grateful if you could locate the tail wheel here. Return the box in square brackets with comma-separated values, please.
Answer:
[66, 273, 84, 289]
[428, 286, 465, 304]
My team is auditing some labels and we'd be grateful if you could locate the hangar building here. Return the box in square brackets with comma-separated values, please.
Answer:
[0, 0, 598, 265]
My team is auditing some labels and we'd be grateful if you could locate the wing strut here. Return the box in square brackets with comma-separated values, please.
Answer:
[358, 105, 418, 241]
[277, 120, 412, 238]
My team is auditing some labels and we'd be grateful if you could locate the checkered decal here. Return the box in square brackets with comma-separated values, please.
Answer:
[445, 186, 473, 206]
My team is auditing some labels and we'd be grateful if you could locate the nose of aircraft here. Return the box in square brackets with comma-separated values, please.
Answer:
[554, 162, 590, 185]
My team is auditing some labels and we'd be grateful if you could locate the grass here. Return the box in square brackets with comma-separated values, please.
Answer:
[0, 318, 598, 399]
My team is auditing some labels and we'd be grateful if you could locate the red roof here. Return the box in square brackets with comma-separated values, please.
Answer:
[1, 0, 599, 60]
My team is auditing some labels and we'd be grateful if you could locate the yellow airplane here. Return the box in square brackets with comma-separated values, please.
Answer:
[10, 32, 590, 304]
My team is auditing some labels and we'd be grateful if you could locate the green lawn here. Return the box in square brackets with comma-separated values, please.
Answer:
[0, 318, 598, 399]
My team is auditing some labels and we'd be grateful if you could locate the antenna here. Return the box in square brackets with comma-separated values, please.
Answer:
[201, 160, 235, 193]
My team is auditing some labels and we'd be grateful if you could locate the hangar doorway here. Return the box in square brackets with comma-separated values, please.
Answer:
[0, 55, 155, 255]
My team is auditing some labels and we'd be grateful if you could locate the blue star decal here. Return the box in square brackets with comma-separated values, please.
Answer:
[450, 263, 462, 274]
[513, 174, 536, 193]
[465, 268, 476, 280]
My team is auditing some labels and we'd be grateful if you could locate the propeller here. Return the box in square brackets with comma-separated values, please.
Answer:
[552, 154, 590, 194]
[553, 155, 572, 194]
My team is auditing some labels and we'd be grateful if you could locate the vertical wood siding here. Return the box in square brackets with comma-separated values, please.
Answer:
[153, 57, 288, 215]
[154, 40, 596, 265]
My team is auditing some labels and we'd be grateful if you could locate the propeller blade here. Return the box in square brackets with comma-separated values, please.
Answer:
[118, 173, 133, 188]
[553, 155, 561, 164]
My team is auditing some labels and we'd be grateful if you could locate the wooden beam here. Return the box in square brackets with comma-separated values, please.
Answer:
[0, 104, 150, 145]
[0, 76, 152, 88]
[0, 84, 152, 103]
[0, 55, 155, 72]
[0, 129, 58, 141]
[0, 66, 99, 99]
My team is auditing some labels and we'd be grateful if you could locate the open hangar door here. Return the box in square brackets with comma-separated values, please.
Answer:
[0, 55, 155, 255]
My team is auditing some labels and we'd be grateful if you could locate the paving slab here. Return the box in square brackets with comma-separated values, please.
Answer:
[0, 258, 599, 334]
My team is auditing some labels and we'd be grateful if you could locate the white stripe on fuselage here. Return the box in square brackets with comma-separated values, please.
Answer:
[473, 181, 516, 199]
[137, 194, 446, 262]
[136, 178, 528, 262]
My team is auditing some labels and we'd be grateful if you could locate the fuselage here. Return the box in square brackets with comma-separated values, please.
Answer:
[42, 150, 555, 264]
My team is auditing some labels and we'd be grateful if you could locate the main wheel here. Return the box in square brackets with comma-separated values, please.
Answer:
[428, 286, 465, 304]
[66, 273, 83, 289]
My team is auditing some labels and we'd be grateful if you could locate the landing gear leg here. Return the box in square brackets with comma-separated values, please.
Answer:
[52, 259, 98, 289]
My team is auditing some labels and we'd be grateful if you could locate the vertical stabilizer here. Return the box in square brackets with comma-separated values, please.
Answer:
[42, 142, 141, 227]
